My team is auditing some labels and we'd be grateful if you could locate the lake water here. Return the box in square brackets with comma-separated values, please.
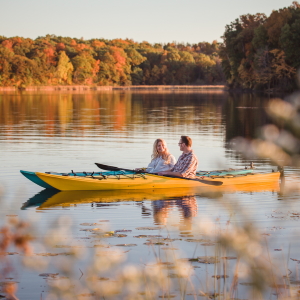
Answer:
[1, 90, 300, 299]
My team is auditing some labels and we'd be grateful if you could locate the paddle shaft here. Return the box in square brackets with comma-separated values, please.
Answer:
[95, 163, 223, 186]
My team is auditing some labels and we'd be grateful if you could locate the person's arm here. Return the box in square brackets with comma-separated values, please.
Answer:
[169, 155, 176, 169]
[145, 158, 155, 173]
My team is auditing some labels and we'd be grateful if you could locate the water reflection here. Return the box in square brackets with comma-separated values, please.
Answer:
[224, 93, 271, 141]
[21, 188, 206, 210]
[22, 181, 280, 214]
[152, 196, 197, 231]
[0, 91, 273, 141]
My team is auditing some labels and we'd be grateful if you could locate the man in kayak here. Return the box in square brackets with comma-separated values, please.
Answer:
[158, 136, 198, 178]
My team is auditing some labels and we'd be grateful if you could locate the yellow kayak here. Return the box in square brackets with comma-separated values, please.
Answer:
[35, 171, 281, 191]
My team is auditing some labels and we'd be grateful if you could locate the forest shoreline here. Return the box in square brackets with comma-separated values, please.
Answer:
[0, 85, 226, 92]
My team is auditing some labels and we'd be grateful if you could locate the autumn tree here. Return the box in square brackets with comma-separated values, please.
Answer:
[221, 2, 300, 91]
[0, 35, 225, 87]
[55, 51, 74, 84]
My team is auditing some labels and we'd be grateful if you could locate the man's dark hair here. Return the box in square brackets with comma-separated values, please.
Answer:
[181, 136, 192, 147]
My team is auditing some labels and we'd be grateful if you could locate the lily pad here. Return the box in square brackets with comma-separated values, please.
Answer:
[180, 234, 194, 237]
[39, 273, 59, 278]
[80, 228, 103, 232]
[115, 244, 137, 247]
[80, 223, 103, 226]
[146, 238, 177, 243]
[144, 242, 165, 245]
[134, 235, 163, 238]
[186, 239, 212, 243]
[36, 252, 73, 256]
[136, 226, 163, 230]
[161, 247, 178, 250]
[188, 258, 199, 262]
[199, 292, 220, 298]
[197, 256, 219, 264]
[93, 244, 110, 248]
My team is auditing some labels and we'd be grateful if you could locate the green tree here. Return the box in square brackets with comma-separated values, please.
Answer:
[72, 52, 99, 84]
[56, 51, 74, 84]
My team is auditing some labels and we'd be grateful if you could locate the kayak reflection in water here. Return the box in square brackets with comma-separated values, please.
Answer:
[158, 136, 198, 178]
[137, 138, 176, 173]
[152, 196, 198, 230]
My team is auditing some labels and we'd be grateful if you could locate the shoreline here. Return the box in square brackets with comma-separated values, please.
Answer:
[0, 85, 226, 92]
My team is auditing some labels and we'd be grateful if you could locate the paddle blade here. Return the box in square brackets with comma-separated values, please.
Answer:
[95, 163, 121, 171]
[95, 163, 134, 172]
[197, 179, 223, 186]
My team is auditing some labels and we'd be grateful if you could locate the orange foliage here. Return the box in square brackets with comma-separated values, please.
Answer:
[92, 60, 100, 76]
[92, 40, 105, 48]
[75, 43, 90, 52]
[112, 39, 130, 45]
[56, 42, 66, 51]
[110, 46, 126, 70]
[43, 47, 56, 65]
[69, 40, 90, 52]
[2, 40, 13, 51]
[70, 39, 77, 46]
[11, 37, 22, 44]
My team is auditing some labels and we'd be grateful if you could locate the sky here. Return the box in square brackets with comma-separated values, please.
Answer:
[1, 0, 295, 44]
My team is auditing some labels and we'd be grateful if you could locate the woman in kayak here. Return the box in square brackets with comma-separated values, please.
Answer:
[142, 139, 176, 173]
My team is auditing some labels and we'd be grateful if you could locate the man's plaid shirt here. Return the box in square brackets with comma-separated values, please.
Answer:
[172, 150, 198, 178]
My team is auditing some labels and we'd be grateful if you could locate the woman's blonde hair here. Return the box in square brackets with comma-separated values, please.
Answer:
[151, 139, 171, 162]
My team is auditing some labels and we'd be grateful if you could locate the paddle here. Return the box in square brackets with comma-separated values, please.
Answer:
[95, 163, 223, 186]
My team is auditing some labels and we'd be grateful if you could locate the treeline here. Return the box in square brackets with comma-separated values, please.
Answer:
[221, 1, 300, 92]
[0, 35, 224, 87]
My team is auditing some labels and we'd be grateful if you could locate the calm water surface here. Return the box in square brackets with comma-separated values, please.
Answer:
[1, 90, 300, 299]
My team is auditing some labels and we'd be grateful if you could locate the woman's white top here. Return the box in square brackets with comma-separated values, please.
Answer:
[146, 155, 176, 173]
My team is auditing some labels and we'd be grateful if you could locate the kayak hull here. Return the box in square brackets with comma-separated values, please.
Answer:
[35, 171, 281, 191]
[21, 168, 254, 189]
